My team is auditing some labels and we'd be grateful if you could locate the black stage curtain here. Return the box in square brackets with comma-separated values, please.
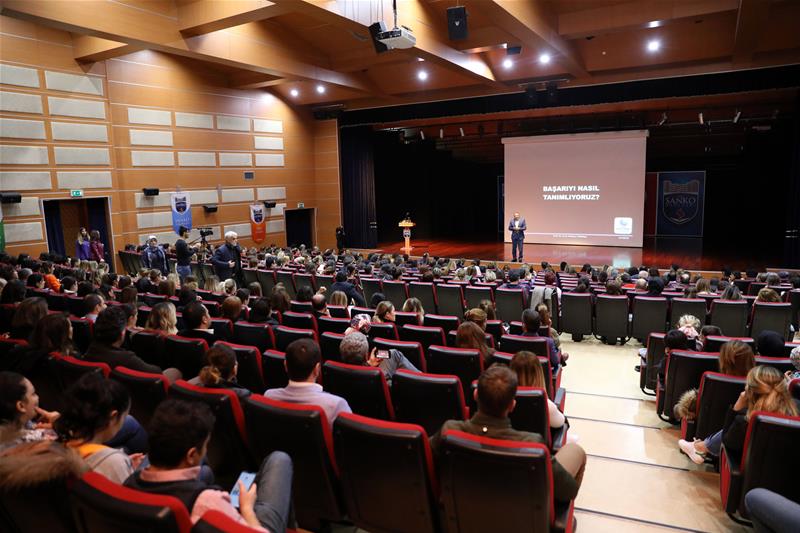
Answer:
[339, 126, 378, 248]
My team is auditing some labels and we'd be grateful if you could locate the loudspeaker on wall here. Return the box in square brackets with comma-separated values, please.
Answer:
[447, 6, 468, 41]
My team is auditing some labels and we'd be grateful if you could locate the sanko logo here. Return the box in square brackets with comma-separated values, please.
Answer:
[662, 179, 700, 224]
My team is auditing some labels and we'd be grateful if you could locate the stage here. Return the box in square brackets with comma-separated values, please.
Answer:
[372, 237, 782, 272]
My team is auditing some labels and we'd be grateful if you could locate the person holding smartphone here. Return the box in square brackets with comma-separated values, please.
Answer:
[125, 399, 293, 532]
[339, 332, 419, 385]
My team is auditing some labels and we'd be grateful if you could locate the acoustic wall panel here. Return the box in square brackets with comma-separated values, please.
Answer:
[2, 197, 40, 217]
[134, 189, 218, 208]
[54, 147, 110, 165]
[0, 145, 49, 165]
[51, 122, 109, 142]
[257, 187, 286, 200]
[0, 64, 40, 88]
[221, 188, 254, 203]
[47, 96, 106, 119]
[56, 171, 113, 189]
[267, 219, 285, 233]
[0, 171, 51, 190]
[266, 203, 286, 216]
[138, 226, 220, 245]
[128, 107, 171, 126]
[253, 119, 282, 133]
[255, 153, 284, 167]
[44, 71, 104, 96]
[0, 91, 43, 114]
[3, 222, 43, 243]
[175, 112, 213, 129]
[254, 136, 284, 150]
[177, 151, 215, 167]
[0, 118, 46, 139]
[224, 223, 251, 238]
[216, 115, 249, 131]
[219, 152, 252, 167]
[137, 211, 173, 229]
[131, 150, 174, 166]
[130, 129, 173, 146]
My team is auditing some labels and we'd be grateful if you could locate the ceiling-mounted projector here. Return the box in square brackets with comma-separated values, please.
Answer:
[377, 25, 416, 49]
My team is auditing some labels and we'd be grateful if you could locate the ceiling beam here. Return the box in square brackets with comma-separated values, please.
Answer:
[557, 0, 738, 40]
[0, 0, 372, 93]
[228, 71, 286, 90]
[72, 34, 141, 62]
[178, 0, 292, 36]
[270, 0, 507, 90]
[732, 0, 771, 65]
[466, 0, 589, 79]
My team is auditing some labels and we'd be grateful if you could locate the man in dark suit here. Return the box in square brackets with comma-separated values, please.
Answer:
[177, 301, 218, 344]
[330, 271, 366, 307]
[430, 365, 585, 504]
[508, 212, 527, 262]
[212, 231, 242, 283]
[520, 308, 562, 370]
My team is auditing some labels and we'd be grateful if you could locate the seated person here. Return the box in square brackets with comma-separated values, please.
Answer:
[248, 298, 279, 326]
[755, 330, 786, 357]
[520, 309, 562, 369]
[9, 297, 48, 341]
[144, 301, 178, 336]
[85, 307, 181, 383]
[188, 344, 251, 400]
[178, 301, 218, 344]
[402, 297, 425, 325]
[221, 296, 243, 327]
[430, 365, 585, 503]
[339, 331, 418, 385]
[311, 293, 329, 318]
[264, 339, 351, 426]
[3, 313, 76, 374]
[83, 293, 106, 323]
[0, 371, 59, 451]
[54, 373, 144, 483]
[124, 399, 293, 532]
[455, 321, 494, 365]
[373, 301, 395, 324]
[509, 351, 565, 429]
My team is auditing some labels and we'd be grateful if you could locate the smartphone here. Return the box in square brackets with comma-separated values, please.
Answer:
[376, 350, 390, 359]
[229, 471, 256, 508]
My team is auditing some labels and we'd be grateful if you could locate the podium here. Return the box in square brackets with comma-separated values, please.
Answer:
[398, 219, 415, 253]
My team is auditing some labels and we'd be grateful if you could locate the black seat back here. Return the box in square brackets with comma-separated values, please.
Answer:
[130, 330, 167, 368]
[321, 361, 394, 420]
[273, 326, 316, 352]
[382, 280, 408, 309]
[498, 334, 548, 358]
[658, 350, 719, 422]
[426, 345, 482, 402]
[373, 337, 426, 371]
[494, 288, 526, 323]
[694, 372, 746, 440]
[408, 282, 437, 315]
[391, 369, 467, 435]
[317, 316, 350, 335]
[319, 332, 345, 362]
[509, 387, 552, 449]
[109, 367, 169, 430]
[423, 313, 460, 334]
[400, 324, 446, 358]
[559, 293, 593, 336]
[749, 302, 792, 341]
[703, 335, 755, 353]
[262, 350, 289, 390]
[709, 300, 749, 337]
[631, 296, 669, 340]
[670, 298, 707, 328]
[436, 284, 465, 317]
[214, 341, 265, 393]
[232, 322, 274, 352]
[594, 295, 629, 340]
[164, 336, 208, 379]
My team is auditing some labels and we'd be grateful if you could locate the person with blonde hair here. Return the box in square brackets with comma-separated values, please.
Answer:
[756, 288, 781, 303]
[478, 299, 497, 320]
[329, 290, 349, 308]
[402, 297, 424, 325]
[189, 344, 250, 400]
[464, 308, 488, 331]
[509, 351, 565, 428]
[203, 275, 220, 292]
[222, 278, 237, 296]
[373, 301, 395, 324]
[679, 365, 797, 464]
[144, 302, 178, 336]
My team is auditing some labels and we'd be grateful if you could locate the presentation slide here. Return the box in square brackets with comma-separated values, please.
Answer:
[503, 130, 648, 247]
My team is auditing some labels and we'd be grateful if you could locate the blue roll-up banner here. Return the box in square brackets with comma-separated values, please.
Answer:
[171, 192, 192, 234]
[656, 171, 706, 237]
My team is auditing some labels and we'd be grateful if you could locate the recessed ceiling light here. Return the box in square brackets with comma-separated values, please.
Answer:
[417, 70, 428, 81]
[539, 53, 551, 65]
[316, 85, 325, 94]
[290, 89, 299, 97]
[417, 57, 425, 62]
[647, 39, 661, 52]
[502, 58, 513, 69]
[647, 20, 662, 28]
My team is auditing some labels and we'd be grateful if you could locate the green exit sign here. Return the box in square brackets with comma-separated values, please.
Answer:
[70, 189, 83, 198]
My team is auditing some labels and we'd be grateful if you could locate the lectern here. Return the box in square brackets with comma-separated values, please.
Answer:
[398, 218, 415, 253]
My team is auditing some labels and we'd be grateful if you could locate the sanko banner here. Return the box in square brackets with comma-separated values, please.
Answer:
[656, 171, 706, 237]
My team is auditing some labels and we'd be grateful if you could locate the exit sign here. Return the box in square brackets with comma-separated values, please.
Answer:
[297, 202, 305, 208]
[70, 189, 83, 198]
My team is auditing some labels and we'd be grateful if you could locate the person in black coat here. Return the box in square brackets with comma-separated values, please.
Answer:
[212, 231, 242, 283]
[329, 271, 366, 307]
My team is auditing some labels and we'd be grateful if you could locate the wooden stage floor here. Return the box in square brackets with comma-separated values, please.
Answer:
[372, 237, 770, 272]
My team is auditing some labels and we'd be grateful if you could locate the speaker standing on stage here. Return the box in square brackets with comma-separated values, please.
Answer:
[509, 212, 527, 262]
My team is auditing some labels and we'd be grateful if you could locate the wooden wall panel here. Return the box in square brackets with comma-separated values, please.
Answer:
[0, 16, 341, 264]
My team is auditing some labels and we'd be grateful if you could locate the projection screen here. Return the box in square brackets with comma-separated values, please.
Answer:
[503, 130, 648, 247]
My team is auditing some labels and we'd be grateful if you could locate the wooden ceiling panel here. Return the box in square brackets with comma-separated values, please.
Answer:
[366, 60, 479, 95]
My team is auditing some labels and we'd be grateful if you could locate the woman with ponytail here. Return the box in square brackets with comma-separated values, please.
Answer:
[189, 344, 251, 400]
[679, 365, 798, 464]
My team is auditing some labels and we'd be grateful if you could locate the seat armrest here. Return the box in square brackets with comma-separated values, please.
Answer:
[551, 424, 568, 451]
[552, 365, 562, 390]
[720, 444, 743, 515]
[554, 387, 566, 413]
[552, 498, 575, 533]
[681, 417, 696, 441]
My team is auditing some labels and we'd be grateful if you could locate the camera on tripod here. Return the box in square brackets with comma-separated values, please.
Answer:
[198, 228, 213, 239]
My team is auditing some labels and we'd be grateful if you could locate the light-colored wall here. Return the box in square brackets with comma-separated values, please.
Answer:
[0, 16, 341, 267]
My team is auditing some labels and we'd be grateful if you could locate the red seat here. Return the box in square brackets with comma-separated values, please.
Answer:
[70, 471, 192, 533]
[373, 337, 426, 371]
[262, 349, 289, 390]
[129, 329, 167, 369]
[498, 334, 549, 358]
[319, 332, 345, 362]
[289, 300, 313, 313]
[333, 413, 439, 533]
[322, 360, 394, 420]
[192, 510, 267, 533]
[273, 326, 317, 352]
[426, 345, 483, 403]
[393, 311, 420, 327]
[214, 341, 265, 393]
[168, 380, 254, 487]
[232, 322, 275, 352]
[423, 313, 460, 333]
[391, 369, 468, 435]
[164, 335, 209, 379]
[281, 311, 318, 332]
[400, 324, 446, 358]
[317, 316, 350, 335]
[110, 366, 169, 430]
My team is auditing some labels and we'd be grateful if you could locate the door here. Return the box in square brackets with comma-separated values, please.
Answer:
[285, 208, 315, 248]
[43, 198, 112, 264]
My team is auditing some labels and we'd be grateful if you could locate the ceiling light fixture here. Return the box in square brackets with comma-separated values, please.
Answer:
[459, 127, 465, 137]
[316, 85, 325, 94]
[698, 112, 704, 125]
[733, 110, 741, 124]
[502, 58, 513, 69]
[538, 53, 551, 64]
[658, 112, 667, 126]
[439, 128, 443, 139]
[290, 89, 299, 97]
[647, 39, 661, 52]
[420, 130, 425, 140]
[417, 57, 425, 62]
[417, 70, 428, 81]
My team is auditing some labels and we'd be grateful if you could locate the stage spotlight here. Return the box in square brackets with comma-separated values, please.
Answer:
[502, 58, 513, 69]
[316, 85, 325, 94]
[290, 88, 299, 97]
[459, 127, 464, 137]
[658, 112, 667, 126]
[647, 39, 661, 52]
[733, 110, 741, 124]
[417, 70, 428, 81]
[539, 53, 551, 64]
[698, 112, 704, 125]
